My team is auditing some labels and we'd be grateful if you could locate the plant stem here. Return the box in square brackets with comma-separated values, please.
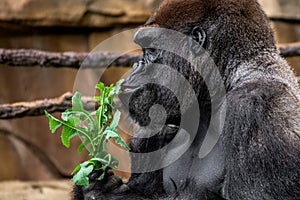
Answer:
[97, 88, 106, 134]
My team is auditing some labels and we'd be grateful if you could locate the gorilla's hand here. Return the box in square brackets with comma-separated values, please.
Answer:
[77, 171, 130, 200]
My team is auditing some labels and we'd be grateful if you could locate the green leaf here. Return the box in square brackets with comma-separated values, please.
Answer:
[62, 110, 95, 134]
[104, 130, 119, 139]
[104, 129, 130, 151]
[61, 111, 70, 121]
[45, 111, 62, 133]
[111, 79, 124, 95]
[72, 161, 94, 186]
[90, 157, 109, 164]
[77, 137, 90, 153]
[109, 110, 121, 130]
[71, 164, 81, 175]
[77, 143, 86, 153]
[61, 126, 78, 148]
[59, 113, 80, 148]
[94, 96, 100, 102]
[104, 97, 110, 105]
[72, 92, 84, 111]
[95, 82, 105, 92]
[115, 137, 130, 151]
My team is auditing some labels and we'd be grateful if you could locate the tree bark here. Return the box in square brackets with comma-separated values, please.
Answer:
[0, 44, 299, 68]
[279, 42, 300, 57]
[0, 48, 142, 68]
[0, 93, 97, 119]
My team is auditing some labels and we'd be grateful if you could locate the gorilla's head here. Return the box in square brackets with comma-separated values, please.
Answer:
[119, 0, 276, 128]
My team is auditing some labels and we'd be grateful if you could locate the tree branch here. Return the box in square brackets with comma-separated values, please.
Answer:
[0, 44, 299, 68]
[0, 48, 142, 68]
[0, 93, 97, 119]
[278, 42, 300, 57]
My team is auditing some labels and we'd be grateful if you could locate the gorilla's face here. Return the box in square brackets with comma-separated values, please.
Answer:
[118, 27, 208, 128]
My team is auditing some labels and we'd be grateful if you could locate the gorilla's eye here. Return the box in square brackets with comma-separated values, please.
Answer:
[147, 48, 156, 54]
[143, 48, 161, 63]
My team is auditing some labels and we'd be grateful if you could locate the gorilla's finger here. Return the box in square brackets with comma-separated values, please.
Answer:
[89, 170, 114, 182]
[88, 171, 102, 181]
[111, 184, 131, 194]
[102, 175, 123, 193]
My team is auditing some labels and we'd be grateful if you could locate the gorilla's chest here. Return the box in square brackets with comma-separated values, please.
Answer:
[163, 134, 225, 195]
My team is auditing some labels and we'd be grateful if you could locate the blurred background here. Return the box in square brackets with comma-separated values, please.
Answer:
[0, 0, 299, 199]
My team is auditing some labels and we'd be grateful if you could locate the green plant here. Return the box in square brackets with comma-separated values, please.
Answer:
[45, 80, 129, 186]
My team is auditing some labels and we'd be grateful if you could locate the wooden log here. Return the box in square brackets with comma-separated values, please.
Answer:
[0, 44, 299, 68]
[0, 48, 142, 68]
[279, 42, 300, 57]
[0, 92, 97, 119]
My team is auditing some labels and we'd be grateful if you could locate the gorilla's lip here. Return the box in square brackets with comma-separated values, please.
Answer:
[121, 85, 139, 92]
[166, 124, 180, 129]
[123, 87, 135, 92]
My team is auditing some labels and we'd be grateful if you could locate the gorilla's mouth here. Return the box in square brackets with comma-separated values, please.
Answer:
[115, 86, 181, 132]
[114, 85, 139, 113]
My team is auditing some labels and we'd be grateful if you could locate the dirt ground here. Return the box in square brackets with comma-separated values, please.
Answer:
[0, 180, 73, 200]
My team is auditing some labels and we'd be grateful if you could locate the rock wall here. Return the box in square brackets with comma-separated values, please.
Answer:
[0, 0, 159, 28]
[259, 0, 300, 21]
[0, 0, 299, 181]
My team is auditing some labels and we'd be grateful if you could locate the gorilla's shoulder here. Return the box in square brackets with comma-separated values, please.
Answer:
[228, 52, 299, 94]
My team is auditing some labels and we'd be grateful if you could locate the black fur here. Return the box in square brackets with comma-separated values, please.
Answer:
[74, 0, 300, 199]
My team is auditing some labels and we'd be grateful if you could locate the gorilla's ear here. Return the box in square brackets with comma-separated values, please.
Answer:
[191, 26, 206, 55]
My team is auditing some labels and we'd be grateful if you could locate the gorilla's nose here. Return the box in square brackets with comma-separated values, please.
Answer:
[133, 27, 157, 47]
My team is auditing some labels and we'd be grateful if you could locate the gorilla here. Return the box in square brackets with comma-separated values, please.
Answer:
[74, 0, 300, 199]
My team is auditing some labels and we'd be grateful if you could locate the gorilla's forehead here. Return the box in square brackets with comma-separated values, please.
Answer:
[148, 0, 261, 30]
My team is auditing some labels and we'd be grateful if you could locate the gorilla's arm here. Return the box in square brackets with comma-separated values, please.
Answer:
[222, 80, 300, 199]
[73, 125, 227, 200]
